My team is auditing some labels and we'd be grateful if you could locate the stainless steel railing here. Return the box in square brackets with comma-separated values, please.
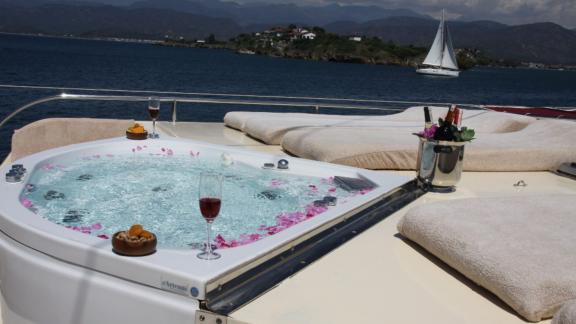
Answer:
[0, 84, 484, 107]
[0, 92, 485, 131]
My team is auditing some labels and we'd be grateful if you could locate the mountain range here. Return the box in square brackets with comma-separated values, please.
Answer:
[130, 0, 427, 26]
[0, 2, 241, 39]
[1, 0, 576, 65]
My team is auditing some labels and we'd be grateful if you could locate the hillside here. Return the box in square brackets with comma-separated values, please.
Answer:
[325, 17, 576, 65]
[226, 28, 428, 66]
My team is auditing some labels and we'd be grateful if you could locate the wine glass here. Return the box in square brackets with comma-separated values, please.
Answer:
[197, 172, 223, 260]
[148, 97, 160, 139]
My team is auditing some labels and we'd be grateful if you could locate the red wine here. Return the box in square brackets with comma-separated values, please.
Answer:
[199, 197, 221, 221]
[453, 107, 462, 126]
[433, 105, 456, 141]
[148, 108, 160, 120]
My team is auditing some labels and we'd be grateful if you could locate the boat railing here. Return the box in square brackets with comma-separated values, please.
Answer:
[0, 89, 487, 131]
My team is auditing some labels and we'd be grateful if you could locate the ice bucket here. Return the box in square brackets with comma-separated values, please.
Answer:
[416, 138, 465, 192]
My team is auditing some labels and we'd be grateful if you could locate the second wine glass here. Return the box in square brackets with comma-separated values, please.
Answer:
[197, 172, 223, 260]
[148, 97, 160, 139]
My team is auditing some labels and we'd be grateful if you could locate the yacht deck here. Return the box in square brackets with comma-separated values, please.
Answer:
[2, 121, 575, 324]
[159, 121, 574, 324]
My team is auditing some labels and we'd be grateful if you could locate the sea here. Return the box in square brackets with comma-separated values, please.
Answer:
[1, 33, 576, 160]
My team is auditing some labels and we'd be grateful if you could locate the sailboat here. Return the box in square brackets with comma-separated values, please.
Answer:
[416, 9, 460, 77]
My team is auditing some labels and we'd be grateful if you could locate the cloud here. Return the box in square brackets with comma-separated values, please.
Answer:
[236, 0, 576, 28]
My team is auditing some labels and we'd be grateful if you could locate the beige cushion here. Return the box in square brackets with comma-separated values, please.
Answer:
[553, 300, 576, 324]
[398, 195, 576, 322]
[226, 108, 530, 145]
[223, 106, 454, 140]
[224, 112, 311, 131]
[282, 126, 420, 169]
[11, 118, 134, 160]
[243, 116, 422, 144]
[281, 118, 572, 171]
[224, 107, 472, 131]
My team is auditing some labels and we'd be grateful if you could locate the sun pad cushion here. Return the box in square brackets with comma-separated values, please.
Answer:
[224, 106, 480, 144]
[398, 195, 576, 322]
[281, 117, 572, 171]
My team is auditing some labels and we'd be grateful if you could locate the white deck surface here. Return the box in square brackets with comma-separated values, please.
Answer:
[162, 122, 576, 324]
[232, 171, 576, 324]
[2, 121, 575, 324]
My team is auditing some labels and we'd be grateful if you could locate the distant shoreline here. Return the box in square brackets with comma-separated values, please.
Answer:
[0, 32, 161, 45]
[2, 32, 575, 71]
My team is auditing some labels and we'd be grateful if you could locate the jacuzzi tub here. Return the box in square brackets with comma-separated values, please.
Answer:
[0, 137, 410, 324]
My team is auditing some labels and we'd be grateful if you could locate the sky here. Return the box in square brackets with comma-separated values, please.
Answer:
[237, 0, 576, 28]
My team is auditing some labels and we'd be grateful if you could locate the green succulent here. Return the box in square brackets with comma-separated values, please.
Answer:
[455, 127, 476, 142]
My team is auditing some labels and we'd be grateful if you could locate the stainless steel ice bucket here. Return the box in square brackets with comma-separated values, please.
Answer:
[417, 138, 465, 191]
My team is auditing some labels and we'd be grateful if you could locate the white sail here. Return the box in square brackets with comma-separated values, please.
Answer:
[441, 24, 459, 70]
[422, 16, 444, 67]
[420, 9, 459, 71]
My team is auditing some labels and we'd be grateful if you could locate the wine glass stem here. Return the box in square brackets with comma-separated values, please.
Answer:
[206, 221, 213, 256]
[152, 120, 156, 136]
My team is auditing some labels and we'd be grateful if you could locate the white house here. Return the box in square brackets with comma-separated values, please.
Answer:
[349, 36, 362, 42]
[301, 32, 316, 40]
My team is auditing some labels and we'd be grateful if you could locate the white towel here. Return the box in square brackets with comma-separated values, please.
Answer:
[398, 195, 576, 322]
[553, 300, 576, 324]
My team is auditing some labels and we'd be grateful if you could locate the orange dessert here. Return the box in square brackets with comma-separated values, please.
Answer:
[127, 123, 146, 134]
[128, 224, 143, 237]
[112, 224, 157, 256]
[126, 123, 148, 140]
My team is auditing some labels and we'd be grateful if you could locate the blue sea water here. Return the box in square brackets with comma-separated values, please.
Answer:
[1, 33, 576, 160]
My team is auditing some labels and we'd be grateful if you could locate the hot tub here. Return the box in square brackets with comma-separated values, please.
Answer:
[0, 137, 410, 323]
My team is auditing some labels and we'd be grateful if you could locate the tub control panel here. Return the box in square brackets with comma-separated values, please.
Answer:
[5, 164, 27, 183]
[262, 159, 290, 170]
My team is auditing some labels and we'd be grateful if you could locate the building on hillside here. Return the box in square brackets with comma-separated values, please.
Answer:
[301, 32, 316, 40]
[349, 36, 362, 42]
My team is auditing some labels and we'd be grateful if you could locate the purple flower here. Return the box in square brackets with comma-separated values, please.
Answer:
[419, 124, 438, 139]
[214, 202, 330, 249]
[20, 197, 34, 208]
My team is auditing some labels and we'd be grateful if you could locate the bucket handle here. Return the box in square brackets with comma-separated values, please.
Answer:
[434, 145, 454, 154]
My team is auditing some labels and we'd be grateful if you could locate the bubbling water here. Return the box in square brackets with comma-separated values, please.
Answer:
[22, 152, 357, 249]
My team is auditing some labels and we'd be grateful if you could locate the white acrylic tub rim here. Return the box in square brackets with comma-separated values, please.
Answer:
[0, 136, 409, 300]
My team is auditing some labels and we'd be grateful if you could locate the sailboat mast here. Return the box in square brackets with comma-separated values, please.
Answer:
[440, 9, 445, 68]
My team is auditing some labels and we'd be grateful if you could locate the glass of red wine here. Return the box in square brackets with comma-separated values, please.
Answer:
[148, 97, 160, 139]
[197, 172, 223, 260]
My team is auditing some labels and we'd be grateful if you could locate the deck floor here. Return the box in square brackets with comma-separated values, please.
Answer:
[160, 122, 576, 324]
[3, 121, 576, 324]
[231, 171, 576, 324]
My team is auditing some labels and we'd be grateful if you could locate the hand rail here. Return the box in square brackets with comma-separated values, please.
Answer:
[0, 83, 488, 107]
[1, 93, 484, 132]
